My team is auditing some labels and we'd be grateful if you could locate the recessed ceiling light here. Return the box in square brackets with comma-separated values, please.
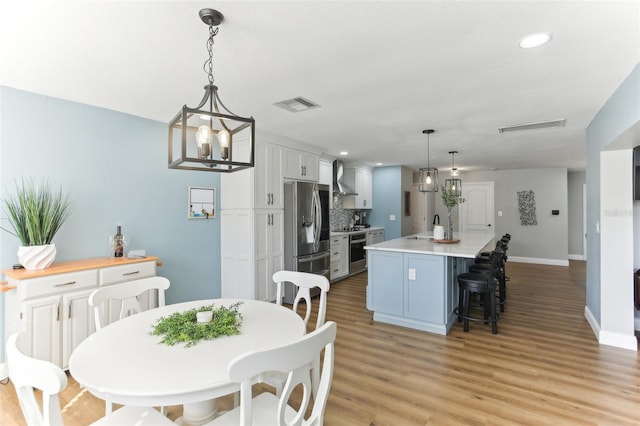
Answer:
[519, 32, 552, 49]
[376, 162, 383, 166]
[340, 151, 349, 156]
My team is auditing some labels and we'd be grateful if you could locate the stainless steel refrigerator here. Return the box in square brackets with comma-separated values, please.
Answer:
[282, 181, 330, 303]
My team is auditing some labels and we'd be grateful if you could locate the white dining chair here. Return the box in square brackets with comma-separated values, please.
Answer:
[273, 270, 330, 334]
[204, 321, 337, 426]
[88, 276, 170, 331]
[6, 332, 176, 426]
[270, 270, 330, 396]
[88, 276, 170, 415]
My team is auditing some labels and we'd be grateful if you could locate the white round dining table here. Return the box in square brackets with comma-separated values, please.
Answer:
[69, 298, 305, 425]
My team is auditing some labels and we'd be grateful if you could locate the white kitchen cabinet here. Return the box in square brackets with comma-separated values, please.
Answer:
[221, 209, 283, 301]
[221, 142, 284, 210]
[255, 210, 284, 301]
[222, 144, 322, 300]
[319, 159, 333, 209]
[330, 235, 349, 281]
[220, 209, 254, 299]
[342, 167, 373, 209]
[3, 257, 158, 369]
[367, 229, 385, 245]
[62, 288, 95, 368]
[284, 148, 319, 181]
[22, 294, 63, 367]
[255, 143, 284, 209]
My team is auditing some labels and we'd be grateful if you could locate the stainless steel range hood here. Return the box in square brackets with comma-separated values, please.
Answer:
[332, 160, 358, 196]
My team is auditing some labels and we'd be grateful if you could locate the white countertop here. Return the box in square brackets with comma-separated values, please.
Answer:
[365, 231, 495, 258]
[330, 227, 384, 236]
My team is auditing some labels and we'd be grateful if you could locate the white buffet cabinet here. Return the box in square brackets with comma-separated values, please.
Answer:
[3, 257, 159, 369]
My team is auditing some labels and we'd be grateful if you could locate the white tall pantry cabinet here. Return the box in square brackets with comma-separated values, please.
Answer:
[221, 142, 319, 301]
[221, 142, 285, 301]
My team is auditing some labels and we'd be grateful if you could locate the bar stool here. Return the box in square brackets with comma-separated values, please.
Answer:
[476, 234, 510, 262]
[476, 234, 510, 288]
[469, 249, 507, 312]
[455, 249, 502, 334]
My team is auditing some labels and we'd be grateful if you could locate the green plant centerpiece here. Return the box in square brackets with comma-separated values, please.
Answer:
[151, 302, 243, 347]
[0, 179, 72, 270]
[440, 185, 465, 240]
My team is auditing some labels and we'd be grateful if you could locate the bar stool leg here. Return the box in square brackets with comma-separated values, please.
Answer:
[491, 290, 498, 334]
[462, 288, 470, 332]
[457, 286, 464, 322]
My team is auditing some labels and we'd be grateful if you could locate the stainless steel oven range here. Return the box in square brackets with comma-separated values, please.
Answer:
[349, 232, 367, 274]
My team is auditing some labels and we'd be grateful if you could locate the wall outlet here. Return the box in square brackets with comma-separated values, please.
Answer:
[498, 211, 503, 217]
[408, 268, 416, 280]
[389, 214, 396, 221]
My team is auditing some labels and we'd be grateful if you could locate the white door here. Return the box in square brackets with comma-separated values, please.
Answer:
[460, 182, 494, 232]
[411, 185, 427, 234]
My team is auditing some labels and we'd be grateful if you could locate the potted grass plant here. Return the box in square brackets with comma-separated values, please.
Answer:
[1, 179, 72, 270]
[440, 185, 465, 241]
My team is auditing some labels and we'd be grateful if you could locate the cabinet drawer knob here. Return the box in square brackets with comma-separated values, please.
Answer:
[123, 271, 140, 276]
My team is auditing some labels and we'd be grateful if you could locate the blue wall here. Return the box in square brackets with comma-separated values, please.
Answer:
[370, 166, 402, 239]
[0, 87, 223, 306]
[585, 64, 640, 324]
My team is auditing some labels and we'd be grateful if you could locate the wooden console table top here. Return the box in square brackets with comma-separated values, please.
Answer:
[2, 256, 160, 280]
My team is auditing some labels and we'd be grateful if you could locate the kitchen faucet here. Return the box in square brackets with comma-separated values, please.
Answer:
[433, 214, 440, 225]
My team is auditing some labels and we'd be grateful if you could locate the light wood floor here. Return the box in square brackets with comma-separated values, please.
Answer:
[2, 260, 639, 425]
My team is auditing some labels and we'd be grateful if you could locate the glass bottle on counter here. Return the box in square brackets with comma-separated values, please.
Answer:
[113, 225, 124, 258]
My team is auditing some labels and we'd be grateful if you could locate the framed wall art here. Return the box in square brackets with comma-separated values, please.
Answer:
[188, 186, 216, 219]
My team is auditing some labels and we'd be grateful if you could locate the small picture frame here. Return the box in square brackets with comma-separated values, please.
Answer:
[188, 186, 216, 219]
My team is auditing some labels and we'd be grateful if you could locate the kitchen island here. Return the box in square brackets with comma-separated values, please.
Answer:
[365, 231, 495, 335]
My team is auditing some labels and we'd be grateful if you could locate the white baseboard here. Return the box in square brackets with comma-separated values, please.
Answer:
[568, 254, 586, 261]
[599, 330, 638, 351]
[508, 256, 570, 267]
[584, 305, 600, 340]
[0, 362, 7, 382]
[585, 303, 638, 351]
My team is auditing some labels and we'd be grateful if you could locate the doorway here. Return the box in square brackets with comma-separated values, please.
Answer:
[460, 182, 494, 233]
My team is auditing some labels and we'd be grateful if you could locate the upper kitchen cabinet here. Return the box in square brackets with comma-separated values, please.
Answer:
[284, 148, 318, 182]
[255, 143, 284, 209]
[342, 166, 373, 209]
[221, 142, 283, 210]
[319, 158, 333, 209]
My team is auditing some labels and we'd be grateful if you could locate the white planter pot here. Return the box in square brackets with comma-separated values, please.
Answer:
[18, 244, 57, 270]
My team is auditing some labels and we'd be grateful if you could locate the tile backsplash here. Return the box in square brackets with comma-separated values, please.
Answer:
[330, 196, 355, 231]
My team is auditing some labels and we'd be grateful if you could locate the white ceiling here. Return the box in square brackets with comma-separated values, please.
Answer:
[1, 1, 638, 173]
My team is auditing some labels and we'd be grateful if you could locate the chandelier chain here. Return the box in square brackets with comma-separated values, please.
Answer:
[204, 25, 219, 84]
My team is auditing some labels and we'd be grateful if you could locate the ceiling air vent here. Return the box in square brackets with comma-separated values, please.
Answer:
[498, 118, 566, 133]
[273, 97, 320, 113]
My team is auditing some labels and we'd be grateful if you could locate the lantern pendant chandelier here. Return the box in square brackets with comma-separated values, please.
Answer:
[168, 8, 255, 172]
[445, 150, 462, 196]
[419, 129, 439, 192]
